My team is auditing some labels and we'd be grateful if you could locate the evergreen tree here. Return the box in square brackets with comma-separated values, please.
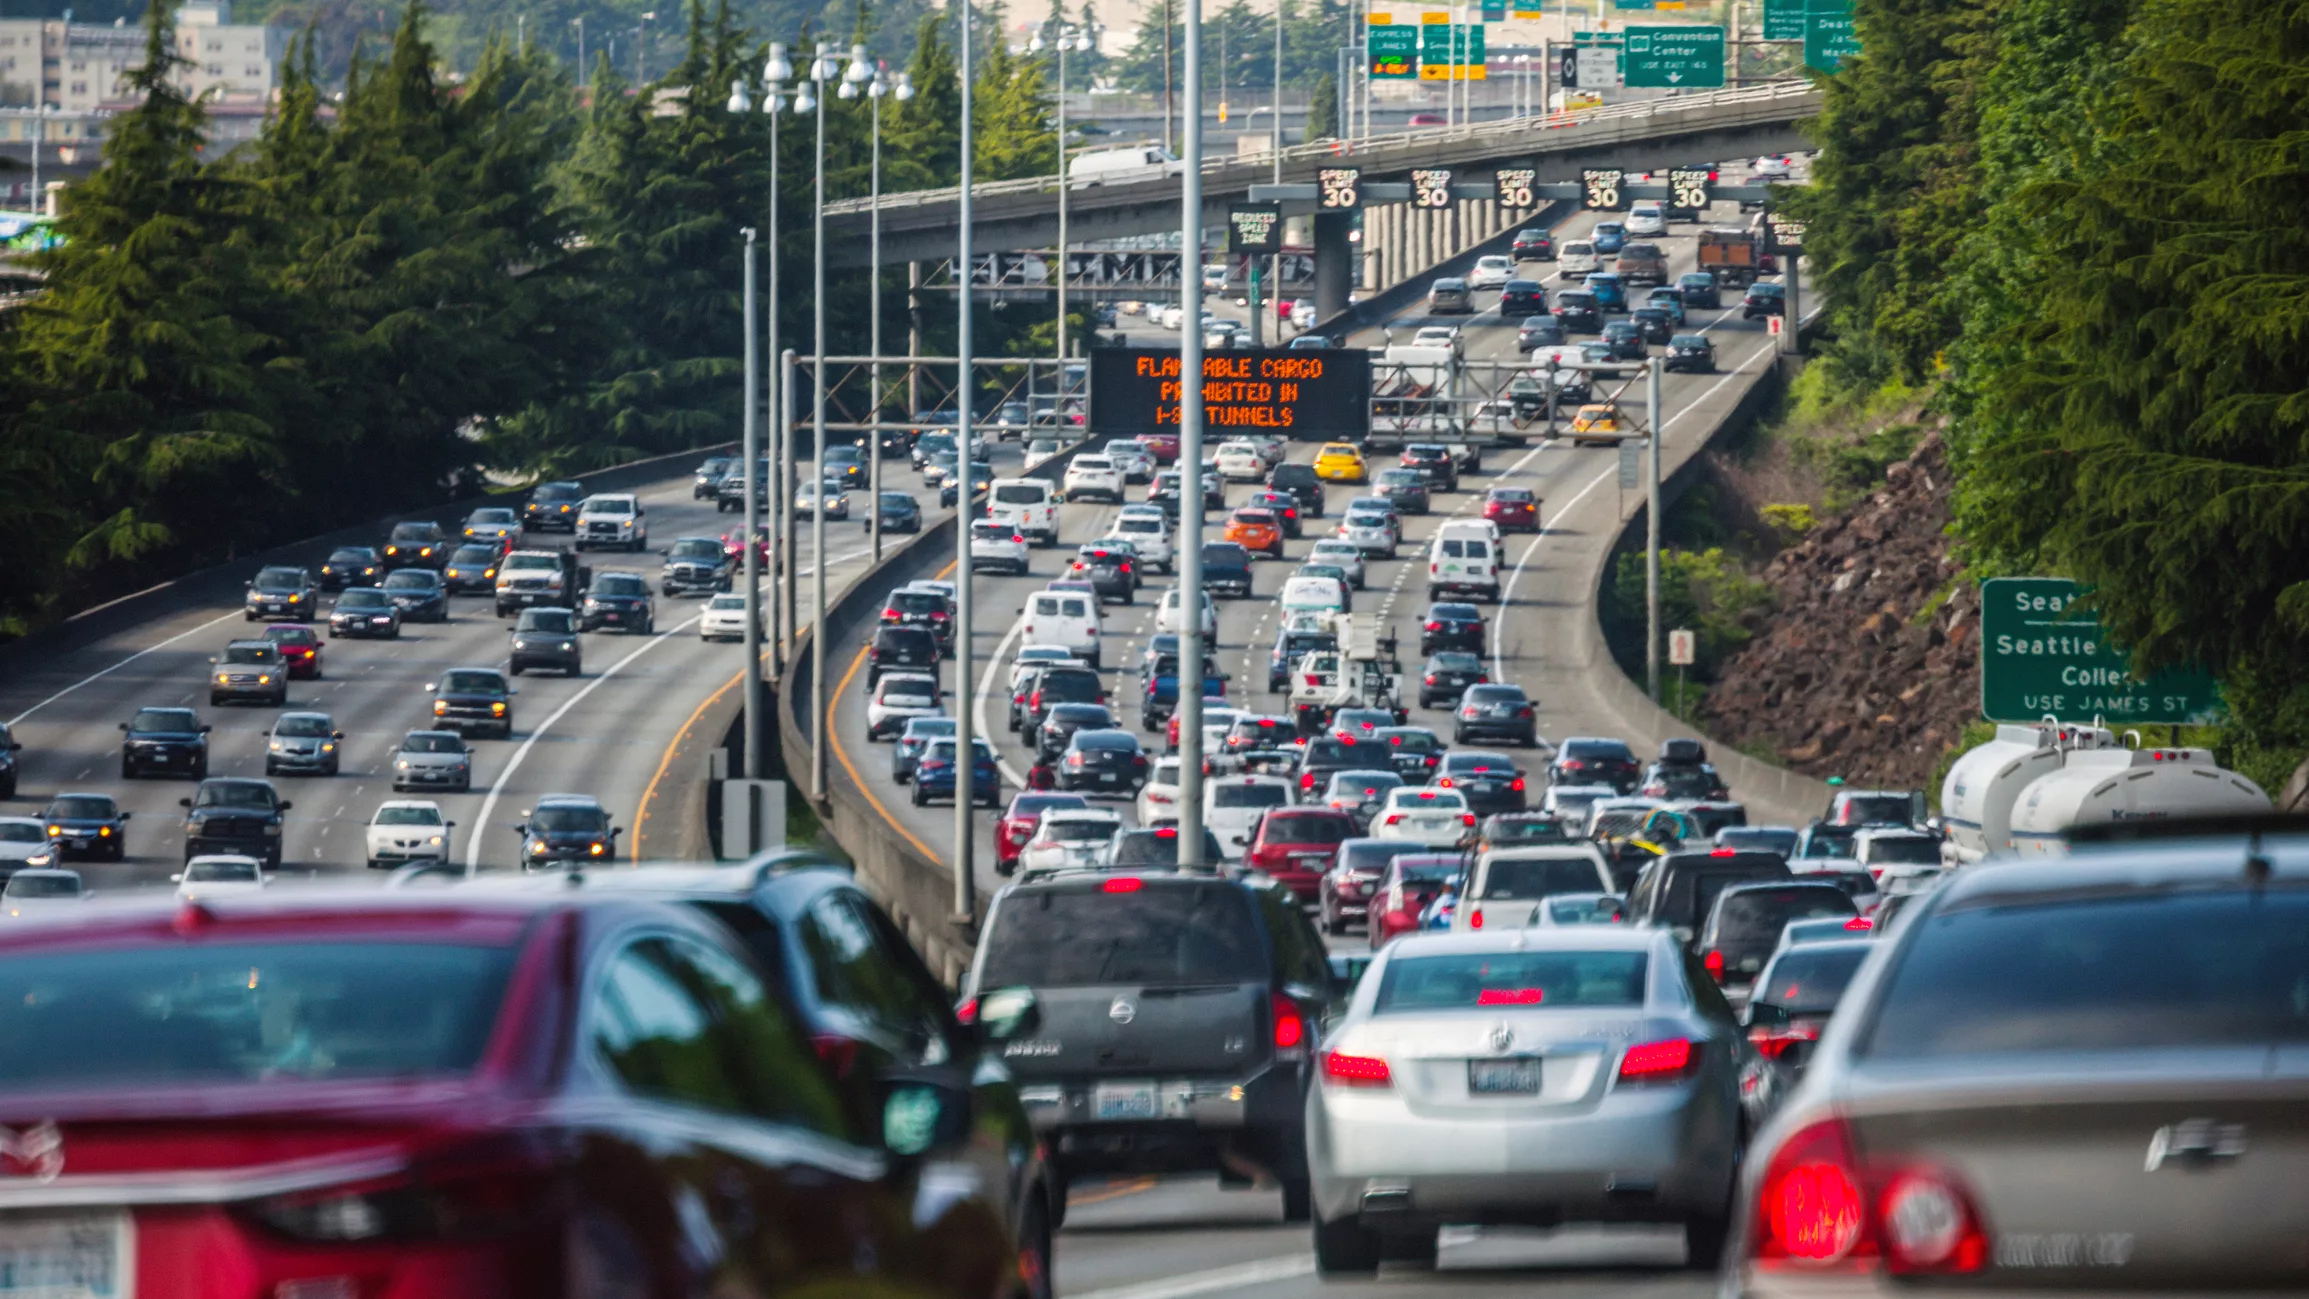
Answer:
[1305, 69, 1339, 141]
[973, 29, 1057, 179]
[882, 15, 962, 190]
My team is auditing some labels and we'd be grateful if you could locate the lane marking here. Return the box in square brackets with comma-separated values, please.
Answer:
[828, 643, 947, 862]
[1064, 1175, 1159, 1208]
[464, 614, 701, 871]
[7, 609, 245, 726]
[1063, 1254, 1316, 1299]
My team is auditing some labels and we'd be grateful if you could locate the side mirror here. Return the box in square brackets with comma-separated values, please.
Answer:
[511, 823, 528, 835]
[333, 731, 346, 740]
[178, 798, 192, 808]
[876, 1074, 973, 1160]
[170, 874, 184, 884]
[276, 800, 294, 813]
[423, 683, 436, 692]
[119, 811, 133, 821]
[1327, 953, 1373, 995]
[118, 723, 129, 732]
[200, 724, 213, 734]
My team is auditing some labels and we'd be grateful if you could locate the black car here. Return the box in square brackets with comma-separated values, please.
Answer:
[1453, 683, 1537, 746]
[659, 536, 734, 596]
[1742, 281, 1786, 319]
[1056, 728, 1149, 795]
[1641, 760, 1731, 803]
[868, 625, 942, 686]
[508, 607, 583, 676]
[1516, 315, 1566, 351]
[909, 430, 956, 472]
[1666, 333, 1716, 373]
[1399, 443, 1459, 491]
[962, 868, 1343, 1219]
[1600, 320, 1649, 361]
[1511, 228, 1555, 260]
[316, 546, 381, 592]
[1245, 489, 1304, 539]
[179, 777, 290, 868]
[1694, 880, 1857, 988]
[1553, 289, 1603, 334]
[119, 707, 210, 780]
[39, 792, 128, 861]
[1295, 735, 1383, 800]
[1418, 651, 1486, 708]
[1550, 735, 1641, 793]
[1742, 939, 1872, 1081]
[1372, 725, 1445, 781]
[1434, 749, 1528, 817]
[209, 640, 289, 707]
[327, 588, 401, 639]
[1267, 462, 1326, 519]
[691, 455, 733, 500]
[867, 490, 923, 534]
[380, 568, 449, 623]
[581, 571, 655, 634]
[1677, 270, 1721, 309]
[513, 793, 619, 868]
[1629, 306, 1676, 345]
[524, 480, 585, 532]
[1373, 468, 1431, 514]
[243, 566, 316, 622]
[1268, 626, 1339, 692]
[1036, 703, 1116, 763]
[1497, 279, 1548, 317]
[821, 443, 868, 489]
[1419, 603, 1486, 655]
[429, 666, 516, 739]
[882, 585, 955, 648]
[441, 544, 503, 594]
[1070, 544, 1138, 603]
[381, 520, 450, 571]
[1623, 847, 1793, 938]
[1201, 542, 1255, 599]
[0, 722, 17, 799]
[714, 460, 770, 514]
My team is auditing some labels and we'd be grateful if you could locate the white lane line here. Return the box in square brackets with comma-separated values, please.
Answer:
[7, 609, 245, 726]
[1065, 1254, 1316, 1299]
[463, 613, 701, 871]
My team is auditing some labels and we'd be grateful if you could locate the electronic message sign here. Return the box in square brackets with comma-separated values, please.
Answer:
[1090, 348, 1372, 439]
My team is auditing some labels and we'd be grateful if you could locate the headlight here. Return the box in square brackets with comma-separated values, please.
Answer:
[559, 641, 575, 651]
[433, 700, 448, 714]
[24, 853, 49, 868]
[427, 835, 444, 846]
[215, 673, 230, 684]
[588, 842, 606, 856]
[269, 741, 283, 752]
[321, 743, 335, 753]
[491, 702, 506, 715]
[257, 675, 271, 684]
[397, 760, 411, 769]
[45, 827, 60, 837]
[530, 840, 548, 855]
[98, 826, 112, 837]
[264, 823, 282, 835]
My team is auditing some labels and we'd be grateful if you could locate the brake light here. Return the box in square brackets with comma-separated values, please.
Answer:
[955, 997, 979, 1025]
[1424, 674, 1438, 685]
[1711, 846, 1736, 857]
[1703, 949, 1726, 980]
[1321, 1050, 1392, 1086]
[1844, 916, 1874, 931]
[1754, 1119, 1868, 1264]
[1747, 1020, 1822, 1060]
[1271, 993, 1306, 1049]
[1436, 777, 1453, 788]
[1423, 621, 1442, 631]
[1461, 813, 1476, 825]
[1476, 987, 1542, 1006]
[1103, 877, 1143, 893]
[1617, 1037, 1695, 1081]
[1469, 908, 1483, 929]
[1509, 777, 1525, 791]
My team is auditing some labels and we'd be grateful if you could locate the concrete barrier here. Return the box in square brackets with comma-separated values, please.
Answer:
[1307, 200, 1577, 343]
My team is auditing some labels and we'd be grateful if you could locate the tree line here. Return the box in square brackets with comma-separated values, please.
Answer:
[1791, 0, 2309, 764]
[0, 0, 1065, 637]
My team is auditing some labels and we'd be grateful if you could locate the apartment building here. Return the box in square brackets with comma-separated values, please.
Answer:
[0, 1, 279, 115]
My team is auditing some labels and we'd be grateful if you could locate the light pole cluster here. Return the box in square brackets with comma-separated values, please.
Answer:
[849, 53, 914, 563]
[1031, 20, 1100, 389]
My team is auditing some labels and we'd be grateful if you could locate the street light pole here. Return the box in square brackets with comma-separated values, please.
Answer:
[573, 17, 585, 88]
[1039, 23, 1097, 405]
[807, 44, 832, 808]
[953, 0, 981, 923]
[842, 46, 881, 561]
[1177, 0, 1209, 869]
[1646, 354, 1663, 703]
[762, 46, 795, 670]
[740, 225, 763, 779]
[637, 10, 654, 83]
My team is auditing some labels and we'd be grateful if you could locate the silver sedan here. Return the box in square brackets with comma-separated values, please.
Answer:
[1307, 927, 1752, 1275]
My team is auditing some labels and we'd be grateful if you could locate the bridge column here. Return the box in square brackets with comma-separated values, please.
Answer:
[1314, 209, 1354, 321]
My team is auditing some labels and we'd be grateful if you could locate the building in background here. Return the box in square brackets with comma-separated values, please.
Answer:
[0, 1, 280, 118]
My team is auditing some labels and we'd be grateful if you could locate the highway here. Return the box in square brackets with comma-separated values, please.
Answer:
[0, 458, 959, 886]
[821, 169, 1804, 1295]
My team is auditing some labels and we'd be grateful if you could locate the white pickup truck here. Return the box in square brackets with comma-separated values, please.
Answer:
[575, 495, 646, 552]
[494, 550, 588, 617]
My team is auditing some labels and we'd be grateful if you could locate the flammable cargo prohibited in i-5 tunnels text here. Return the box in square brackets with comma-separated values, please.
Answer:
[1089, 348, 1374, 440]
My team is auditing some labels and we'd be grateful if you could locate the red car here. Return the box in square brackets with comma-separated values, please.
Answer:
[1481, 486, 1542, 532]
[1137, 431, 1182, 462]
[1242, 807, 1357, 901]
[720, 525, 770, 563]
[260, 624, 324, 679]
[1368, 852, 1463, 946]
[0, 891, 1022, 1299]
[997, 791, 1088, 874]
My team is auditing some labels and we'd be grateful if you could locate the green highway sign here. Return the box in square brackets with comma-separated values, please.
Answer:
[1367, 23, 1418, 78]
[1804, 0, 1860, 70]
[1761, 0, 1805, 40]
[1623, 25, 1724, 87]
[1978, 578, 2224, 725]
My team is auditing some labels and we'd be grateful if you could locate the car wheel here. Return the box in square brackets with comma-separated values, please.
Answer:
[1381, 1228, 1439, 1268]
[264, 759, 278, 776]
[118, 763, 135, 781]
[509, 663, 524, 676]
[910, 786, 927, 808]
[1312, 1210, 1381, 1276]
[192, 762, 208, 781]
[209, 695, 223, 707]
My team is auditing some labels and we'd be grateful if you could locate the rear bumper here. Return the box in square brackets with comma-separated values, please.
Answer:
[1020, 1063, 1306, 1178]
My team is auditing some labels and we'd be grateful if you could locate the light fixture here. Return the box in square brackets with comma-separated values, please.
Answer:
[765, 42, 793, 83]
[845, 42, 872, 83]
[794, 83, 816, 113]
[1029, 31, 1046, 52]
[894, 71, 915, 102]
[726, 77, 751, 113]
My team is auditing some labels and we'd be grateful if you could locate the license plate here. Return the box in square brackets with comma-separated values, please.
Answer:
[1093, 1082, 1159, 1121]
[1097, 773, 1117, 784]
[0, 1212, 134, 1298]
[1468, 1059, 1542, 1095]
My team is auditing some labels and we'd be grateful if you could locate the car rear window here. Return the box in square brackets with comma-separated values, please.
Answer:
[1263, 812, 1354, 845]
[893, 592, 947, 614]
[1212, 783, 1290, 810]
[1481, 856, 1605, 900]
[1712, 886, 1858, 946]
[1866, 836, 1942, 865]
[1109, 829, 1225, 868]
[1834, 794, 1915, 826]
[1864, 890, 2309, 1058]
[1757, 946, 1870, 1014]
[1039, 671, 1102, 702]
[980, 885, 1268, 987]
[1375, 951, 1648, 1013]
[0, 942, 516, 1087]
[1564, 740, 1633, 761]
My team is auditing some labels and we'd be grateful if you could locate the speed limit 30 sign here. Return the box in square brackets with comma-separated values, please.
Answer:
[1494, 167, 1538, 209]
[1582, 168, 1626, 211]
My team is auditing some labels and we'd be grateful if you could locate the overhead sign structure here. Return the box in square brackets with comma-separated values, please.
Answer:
[1804, 0, 1860, 70]
[1623, 25, 1725, 88]
[1227, 203, 1283, 254]
[1480, 0, 1507, 19]
[1494, 167, 1539, 209]
[1367, 22, 1418, 78]
[1978, 578, 2223, 725]
[1667, 166, 1713, 218]
[1762, 0, 1806, 39]
[1316, 167, 1361, 209]
[1089, 348, 1374, 441]
[1411, 168, 1454, 209]
[1582, 167, 1627, 211]
[1763, 209, 1807, 252]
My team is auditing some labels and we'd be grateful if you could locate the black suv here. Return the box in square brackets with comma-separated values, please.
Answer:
[316, 546, 380, 592]
[1511, 228, 1555, 260]
[524, 480, 585, 532]
[867, 625, 942, 687]
[1070, 544, 1138, 604]
[381, 520, 450, 570]
[1418, 651, 1486, 708]
[1497, 279, 1547, 317]
[243, 566, 316, 622]
[513, 793, 619, 868]
[508, 607, 583, 676]
[964, 867, 1345, 1218]
[1624, 847, 1794, 942]
[659, 537, 734, 596]
[120, 707, 210, 780]
[1267, 462, 1326, 519]
[0, 722, 17, 799]
[1549, 736, 1641, 793]
[1399, 444, 1459, 492]
[428, 667, 516, 739]
[581, 571, 655, 634]
[179, 777, 290, 867]
[1201, 542, 1255, 599]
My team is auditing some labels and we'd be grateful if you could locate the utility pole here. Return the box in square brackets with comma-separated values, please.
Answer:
[954, 0, 981, 924]
[1163, 0, 1175, 154]
[1646, 354, 1663, 703]
[1177, 0, 1209, 869]
[740, 229, 763, 780]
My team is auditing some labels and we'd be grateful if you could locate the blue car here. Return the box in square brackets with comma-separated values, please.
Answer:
[380, 568, 450, 623]
[1591, 221, 1627, 254]
[40, 792, 129, 862]
[909, 736, 1001, 808]
[892, 716, 957, 784]
[868, 491, 923, 533]
[1585, 270, 1629, 313]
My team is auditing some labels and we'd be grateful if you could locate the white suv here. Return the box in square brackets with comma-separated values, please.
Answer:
[1213, 440, 1267, 482]
[1466, 254, 1515, 289]
[970, 519, 1031, 576]
[987, 478, 1060, 545]
[1558, 240, 1600, 278]
[1062, 456, 1124, 503]
[1112, 508, 1174, 573]
[867, 672, 944, 740]
[1625, 200, 1668, 236]
[1106, 440, 1157, 483]
[576, 495, 646, 552]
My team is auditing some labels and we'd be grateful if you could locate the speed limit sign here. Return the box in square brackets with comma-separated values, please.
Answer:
[1581, 168, 1625, 211]
[1410, 168, 1454, 209]
[1494, 166, 1538, 209]
[1667, 166, 1712, 218]
[1317, 166, 1361, 210]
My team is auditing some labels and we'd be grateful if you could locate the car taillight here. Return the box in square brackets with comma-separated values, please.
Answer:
[1461, 813, 1475, 825]
[1271, 992, 1306, 1049]
[1469, 908, 1483, 929]
[240, 1139, 555, 1243]
[1423, 621, 1442, 631]
[1322, 1050, 1391, 1086]
[1617, 1036, 1695, 1082]
[1301, 772, 1316, 789]
[1424, 674, 1437, 685]
[1703, 949, 1726, 980]
[1382, 813, 1402, 826]
[1509, 777, 1525, 791]
[1103, 877, 1143, 893]
[955, 996, 979, 1025]
[1747, 1020, 1822, 1060]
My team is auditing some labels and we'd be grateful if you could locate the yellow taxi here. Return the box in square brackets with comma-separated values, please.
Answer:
[1569, 403, 1625, 446]
[1314, 443, 1368, 482]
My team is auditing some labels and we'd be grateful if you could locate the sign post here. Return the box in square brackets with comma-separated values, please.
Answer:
[1623, 25, 1725, 88]
[1977, 578, 2223, 724]
[1668, 627, 1696, 707]
[1089, 348, 1374, 441]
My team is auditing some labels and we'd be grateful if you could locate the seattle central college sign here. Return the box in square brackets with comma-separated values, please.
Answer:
[1089, 347, 1373, 439]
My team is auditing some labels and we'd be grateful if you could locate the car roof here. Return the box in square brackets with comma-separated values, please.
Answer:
[1385, 925, 1664, 958]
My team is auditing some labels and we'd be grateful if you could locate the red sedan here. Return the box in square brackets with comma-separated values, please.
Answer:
[721, 525, 771, 563]
[998, 791, 1088, 873]
[1481, 486, 1542, 533]
[1138, 431, 1182, 462]
[0, 891, 1018, 1299]
[260, 624, 324, 679]
[1369, 853, 1462, 946]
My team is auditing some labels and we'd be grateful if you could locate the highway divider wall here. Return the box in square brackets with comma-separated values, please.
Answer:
[776, 439, 1096, 986]
[0, 443, 738, 679]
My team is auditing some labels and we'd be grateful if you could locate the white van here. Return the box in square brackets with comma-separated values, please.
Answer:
[1427, 522, 1501, 602]
[1069, 146, 1179, 186]
[1021, 589, 1104, 668]
[1204, 774, 1294, 860]
[1280, 574, 1349, 624]
[987, 479, 1060, 545]
[1452, 845, 1616, 930]
[1559, 240, 1600, 277]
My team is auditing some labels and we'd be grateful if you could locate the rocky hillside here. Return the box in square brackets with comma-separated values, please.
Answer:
[1702, 430, 1980, 790]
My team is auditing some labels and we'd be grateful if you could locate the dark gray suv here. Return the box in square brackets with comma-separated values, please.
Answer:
[508, 607, 583, 676]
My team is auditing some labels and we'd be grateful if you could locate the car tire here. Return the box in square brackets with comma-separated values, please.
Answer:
[1381, 1228, 1439, 1268]
[264, 759, 278, 776]
[1685, 1211, 1731, 1271]
[1312, 1210, 1381, 1276]
[1280, 1175, 1313, 1224]
[910, 786, 927, 808]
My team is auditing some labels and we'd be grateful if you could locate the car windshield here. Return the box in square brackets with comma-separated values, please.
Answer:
[46, 797, 114, 820]
[1672, 334, 1709, 348]
[1650, 769, 1719, 800]
[273, 716, 333, 738]
[267, 628, 317, 647]
[1489, 489, 1534, 504]
[534, 483, 581, 502]
[0, 823, 41, 844]
[388, 524, 436, 542]
[1375, 951, 1649, 1013]
[980, 885, 1267, 987]
[253, 567, 304, 590]
[1466, 686, 1524, 704]
[1834, 794, 1915, 825]
[1866, 836, 1942, 865]
[1038, 673, 1101, 703]
[470, 509, 516, 524]
[1565, 741, 1632, 762]
[1798, 830, 1859, 860]
[594, 575, 645, 596]
[382, 572, 436, 592]
[0, 942, 516, 1087]
[877, 678, 937, 701]
[1480, 856, 1602, 899]
[1430, 652, 1483, 673]
[449, 545, 497, 565]
[438, 671, 504, 694]
[1717, 827, 1799, 856]
[327, 548, 373, 565]
[185, 859, 261, 882]
[129, 709, 198, 735]
[1203, 544, 1250, 564]
[374, 806, 443, 826]
[1041, 818, 1120, 844]
[1377, 729, 1441, 754]
[531, 807, 606, 833]
[1756, 946, 1869, 1015]
[1346, 513, 1390, 529]
[5, 875, 80, 899]
[1211, 783, 1290, 809]
[1378, 469, 1424, 486]
[1711, 887, 1857, 946]
[400, 733, 463, 754]
[221, 645, 278, 664]
[1265, 814, 1353, 845]
[196, 784, 276, 809]
[669, 539, 721, 560]
[1329, 773, 1403, 797]
[901, 720, 957, 742]
[519, 610, 575, 633]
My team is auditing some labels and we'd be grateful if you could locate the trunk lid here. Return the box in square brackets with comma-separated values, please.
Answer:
[1002, 983, 1270, 1080]
[1348, 1009, 1671, 1121]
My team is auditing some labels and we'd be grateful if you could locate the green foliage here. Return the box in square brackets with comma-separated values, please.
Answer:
[1602, 547, 1775, 684]
[1761, 503, 1817, 542]
[972, 36, 1057, 180]
[1107, 0, 1354, 102]
[1305, 70, 1339, 142]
